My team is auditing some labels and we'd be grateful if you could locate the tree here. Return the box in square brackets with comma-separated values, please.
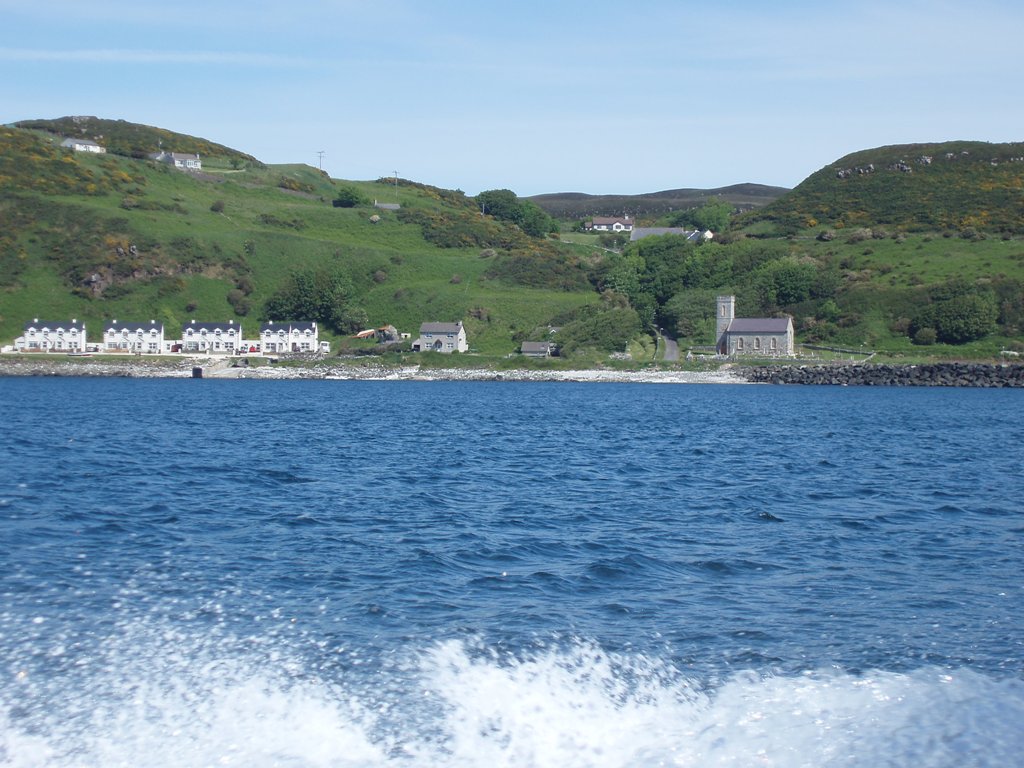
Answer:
[691, 200, 732, 233]
[475, 189, 555, 237]
[332, 186, 365, 208]
[263, 267, 367, 333]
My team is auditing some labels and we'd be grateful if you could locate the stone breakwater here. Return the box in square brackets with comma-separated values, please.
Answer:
[740, 363, 1024, 387]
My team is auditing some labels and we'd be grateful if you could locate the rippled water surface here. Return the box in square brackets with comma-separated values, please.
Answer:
[1, 378, 1022, 766]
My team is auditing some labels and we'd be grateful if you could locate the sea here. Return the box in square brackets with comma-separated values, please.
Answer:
[1, 377, 1022, 767]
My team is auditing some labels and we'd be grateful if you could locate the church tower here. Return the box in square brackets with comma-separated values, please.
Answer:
[716, 295, 735, 351]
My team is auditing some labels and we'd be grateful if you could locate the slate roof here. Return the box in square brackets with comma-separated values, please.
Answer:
[629, 227, 702, 242]
[24, 319, 86, 331]
[260, 321, 317, 332]
[182, 321, 240, 333]
[725, 318, 792, 334]
[419, 322, 463, 334]
[104, 321, 163, 333]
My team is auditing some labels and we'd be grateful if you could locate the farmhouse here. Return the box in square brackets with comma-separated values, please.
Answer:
[715, 295, 794, 357]
[16, 319, 87, 353]
[412, 321, 468, 353]
[103, 320, 165, 354]
[587, 216, 633, 233]
[260, 321, 319, 353]
[60, 138, 106, 154]
[149, 151, 202, 171]
[181, 320, 242, 354]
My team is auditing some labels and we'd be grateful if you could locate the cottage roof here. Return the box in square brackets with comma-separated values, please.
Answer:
[420, 322, 463, 334]
[182, 321, 239, 333]
[24, 319, 86, 331]
[104, 320, 163, 333]
[630, 227, 702, 242]
[725, 318, 792, 334]
[521, 341, 553, 353]
[260, 321, 317, 333]
[592, 216, 631, 225]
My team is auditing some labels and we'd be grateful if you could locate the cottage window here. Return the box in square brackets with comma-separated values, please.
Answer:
[737, 337, 744, 350]
[771, 338, 778, 351]
[754, 337, 761, 350]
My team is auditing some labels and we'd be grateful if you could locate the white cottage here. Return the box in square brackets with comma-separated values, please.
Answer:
[103, 320, 164, 354]
[60, 138, 106, 154]
[181, 320, 242, 354]
[16, 319, 87, 352]
[149, 151, 202, 171]
[412, 321, 468, 353]
[587, 216, 633, 233]
[260, 321, 319, 353]
[715, 295, 795, 357]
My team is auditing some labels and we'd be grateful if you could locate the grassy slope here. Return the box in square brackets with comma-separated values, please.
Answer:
[0, 127, 597, 354]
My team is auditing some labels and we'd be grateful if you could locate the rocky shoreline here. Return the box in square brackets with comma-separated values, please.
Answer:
[0, 356, 744, 384]
[3, 356, 1023, 387]
[742, 362, 1024, 387]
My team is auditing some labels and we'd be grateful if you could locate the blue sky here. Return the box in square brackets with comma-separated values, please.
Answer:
[3, 0, 1022, 196]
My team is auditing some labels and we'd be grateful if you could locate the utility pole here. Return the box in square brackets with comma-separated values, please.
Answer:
[317, 150, 325, 170]
[393, 170, 399, 204]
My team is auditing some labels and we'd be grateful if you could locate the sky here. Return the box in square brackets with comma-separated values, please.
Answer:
[2, 0, 1023, 196]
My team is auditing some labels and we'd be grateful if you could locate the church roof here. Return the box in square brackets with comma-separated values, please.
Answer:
[726, 318, 792, 334]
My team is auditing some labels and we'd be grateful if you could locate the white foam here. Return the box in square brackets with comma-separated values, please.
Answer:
[3, 633, 1022, 767]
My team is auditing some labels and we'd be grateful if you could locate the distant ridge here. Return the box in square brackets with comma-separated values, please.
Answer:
[528, 183, 788, 220]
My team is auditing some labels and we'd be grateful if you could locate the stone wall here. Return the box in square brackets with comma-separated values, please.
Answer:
[740, 363, 1024, 387]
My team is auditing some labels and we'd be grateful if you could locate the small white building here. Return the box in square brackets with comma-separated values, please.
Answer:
[16, 319, 87, 353]
[149, 151, 202, 171]
[715, 295, 795, 357]
[181, 320, 242, 354]
[412, 321, 468, 353]
[103, 320, 164, 354]
[587, 216, 633, 233]
[60, 138, 106, 154]
[260, 321, 319, 353]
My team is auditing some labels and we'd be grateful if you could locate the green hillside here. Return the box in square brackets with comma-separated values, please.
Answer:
[0, 124, 605, 357]
[2, 123, 1022, 363]
[745, 140, 1024, 235]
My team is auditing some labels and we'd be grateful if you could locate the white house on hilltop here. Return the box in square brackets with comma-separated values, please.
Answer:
[587, 216, 633, 233]
[412, 321, 468, 353]
[60, 138, 106, 154]
[103, 320, 165, 354]
[149, 151, 202, 171]
[16, 319, 87, 352]
[715, 295, 794, 357]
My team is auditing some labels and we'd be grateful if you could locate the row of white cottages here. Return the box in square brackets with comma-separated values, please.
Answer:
[13, 319, 326, 355]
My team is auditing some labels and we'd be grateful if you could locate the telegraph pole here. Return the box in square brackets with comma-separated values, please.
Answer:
[393, 170, 399, 204]
[317, 150, 325, 170]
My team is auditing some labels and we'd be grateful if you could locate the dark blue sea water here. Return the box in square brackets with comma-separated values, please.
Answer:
[1, 378, 1023, 767]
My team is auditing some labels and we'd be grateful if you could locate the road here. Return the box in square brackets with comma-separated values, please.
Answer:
[659, 329, 680, 362]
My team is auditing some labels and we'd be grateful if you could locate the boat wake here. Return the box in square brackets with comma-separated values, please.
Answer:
[3, 625, 1022, 767]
